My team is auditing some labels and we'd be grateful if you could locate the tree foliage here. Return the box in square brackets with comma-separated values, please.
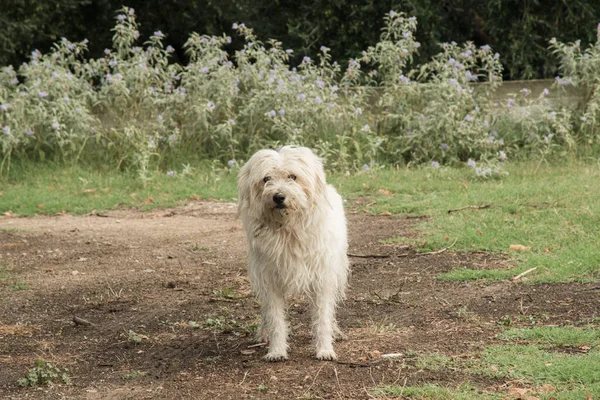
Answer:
[1, 0, 599, 79]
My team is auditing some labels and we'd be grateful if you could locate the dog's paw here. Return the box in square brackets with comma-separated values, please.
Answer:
[264, 352, 288, 362]
[315, 350, 337, 361]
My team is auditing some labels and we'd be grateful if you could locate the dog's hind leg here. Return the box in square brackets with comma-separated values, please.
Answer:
[312, 288, 338, 360]
[260, 288, 288, 362]
[333, 321, 347, 341]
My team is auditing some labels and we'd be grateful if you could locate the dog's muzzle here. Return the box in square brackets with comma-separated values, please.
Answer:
[273, 193, 286, 209]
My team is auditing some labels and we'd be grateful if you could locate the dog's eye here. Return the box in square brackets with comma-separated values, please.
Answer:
[288, 174, 296, 181]
[263, 176, 271, 183]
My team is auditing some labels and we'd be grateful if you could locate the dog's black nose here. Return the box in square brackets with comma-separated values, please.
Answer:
[273, 193, 286, 205]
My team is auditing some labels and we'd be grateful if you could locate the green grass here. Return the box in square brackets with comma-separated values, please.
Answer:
[482, 345, 600, 399]
[333, 161, 600, 283]
[499, 326, 600, 347]
[2, 160, 599, 283]
[373, 383, 499, 399]
[1, 163, 237, 216]
[0, 265, 27, 291]
[375, 325, 600, 399]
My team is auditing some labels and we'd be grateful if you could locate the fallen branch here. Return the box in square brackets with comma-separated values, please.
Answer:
[348, 253, 390, 259]
[247, 342, 267, 348]
[511, 267, 537, 281]
[448, 204, 492, 214]
[73, 316, 95, 327]
[336, 360, 379, 368]
[416, 238, 457, 256]
[89, 211, 110, 218]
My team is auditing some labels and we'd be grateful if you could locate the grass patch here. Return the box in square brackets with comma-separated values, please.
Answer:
[373, 383, 499, 399]
[334, 161, 600, 283]
[0, 265, 27, 291]
[482, 345, 600, 398]
[1, 163, 237, 216]
[499, 326, 600, 347]
[375, 335, 600, 399]
[413, 353, 454, 371]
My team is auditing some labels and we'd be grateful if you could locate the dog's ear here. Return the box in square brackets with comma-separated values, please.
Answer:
[311, 153, 327, 200]
[237, 161, 251, 217]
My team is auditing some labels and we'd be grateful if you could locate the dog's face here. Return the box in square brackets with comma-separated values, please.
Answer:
[238, 146, 326, 224]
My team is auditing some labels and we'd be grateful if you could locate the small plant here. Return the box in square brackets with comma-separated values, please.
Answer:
[127, 329, 147, 344]
[121, 370, 146, 380]
[18, 360, 69, 387]
[258, 384, 268, 393]
[365, 316, 397, 334]
[212, 287, 244, 299]
[455, 305, 474, 320]
[0, 264, 27, 290]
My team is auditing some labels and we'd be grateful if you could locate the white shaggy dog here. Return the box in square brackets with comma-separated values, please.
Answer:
[238, 146, 349, 361]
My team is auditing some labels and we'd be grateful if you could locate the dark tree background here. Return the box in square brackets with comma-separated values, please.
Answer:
[1, 0, 599, 79]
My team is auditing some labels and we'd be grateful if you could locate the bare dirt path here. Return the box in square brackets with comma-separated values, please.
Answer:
[1, 202, 598, 399]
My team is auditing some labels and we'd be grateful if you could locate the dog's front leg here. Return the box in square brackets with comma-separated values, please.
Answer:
[260, 288, 288, 361]
[312, 289, 337, 360]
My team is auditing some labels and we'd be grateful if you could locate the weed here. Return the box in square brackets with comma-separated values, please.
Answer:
[121, 370, 146, 380]
[18, 360, 69, 387]
[127, 330, 147, 344]
[364, 316, 398, 335]
[212, 287, 244, 299]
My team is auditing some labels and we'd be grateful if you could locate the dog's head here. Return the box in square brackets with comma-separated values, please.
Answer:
[238, 146, 326, 224]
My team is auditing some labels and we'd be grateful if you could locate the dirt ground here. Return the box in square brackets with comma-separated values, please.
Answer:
[0, 201, 598, 399]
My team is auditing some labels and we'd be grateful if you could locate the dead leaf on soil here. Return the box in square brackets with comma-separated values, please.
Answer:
[379, 211, 392, 216]
[539, 384, 555, 393]
[361, 350, 382, 361]
[509, 244, 531, 252]
[508, 387, 534, 399]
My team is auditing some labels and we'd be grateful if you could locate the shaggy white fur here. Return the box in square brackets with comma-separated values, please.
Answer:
[238, 146, 349, 361]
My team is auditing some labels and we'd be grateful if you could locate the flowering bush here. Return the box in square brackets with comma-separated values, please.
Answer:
[0, 7, 596, 178]
[549, 24, 600, 147]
